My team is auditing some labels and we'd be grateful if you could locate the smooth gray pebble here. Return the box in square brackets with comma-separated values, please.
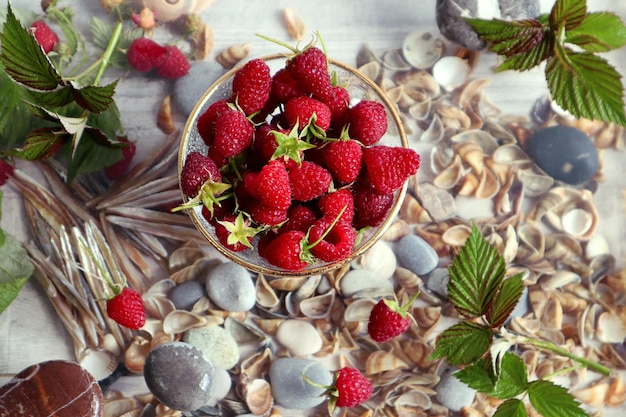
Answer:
[395, 234, 439, 276]
[205, 262, 256, 312]
[270, 358, 332, 410]
[168, 280, 205, 311]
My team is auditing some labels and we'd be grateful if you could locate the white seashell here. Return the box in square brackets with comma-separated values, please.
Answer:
[451, 129, 499, 155]
[162, 310, 221, 334]
[299, 290, 336, 319]
[433, 154, 464, 190]
[343, 298, 376, 322]
[402, 30, 444, 69]
[351, 241, 397, 279]
[79, 348, 118, 381]
[442, 224, 472, 247]
[561, 207, 593, 237]
[137, 0, 212, 22]
[585, 234, 610, 260]
[420, 113, 445, 143]
[539, 270, 582, 290]
[394, 389, 432, 411]
[365, 351, 409, 374]
[255, 273, 280, 308]
[596, 308, 626, 343]
[242, 378, 274, 416]
[276, 319, 323, 356]
[283, 8, 307, 41]
[432, 56, 470, 91]
[382, 48, 412, 71]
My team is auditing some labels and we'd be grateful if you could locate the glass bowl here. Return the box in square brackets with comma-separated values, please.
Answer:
[178, 53, 408, 277]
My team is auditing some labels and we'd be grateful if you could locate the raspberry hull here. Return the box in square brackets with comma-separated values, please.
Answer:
[179, 49, 420, 273]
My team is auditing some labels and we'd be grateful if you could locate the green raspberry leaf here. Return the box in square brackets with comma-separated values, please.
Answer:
[550, 0, 586, 31]
[528, 380, 588, 417]
[430, 321, 492, 366]
[496, 29, 556, 72]
[447, 224, 506, 318]
[10, 128, 68, 160]
[63, 128, 123, 182]
[493, 399, 528, 417]
[486, 272, 525, 328]
[454, 359, 495, 393]
[546, 46, 626, 125]
[566, 12, 626, 52]
[491, 352, 528, 399]
[47, 5, 81, 56]
[0, 66, 45, 145]
[0, 229, 34, 316]
[0, 4, 63, 90]
[72, 80, 118, 113]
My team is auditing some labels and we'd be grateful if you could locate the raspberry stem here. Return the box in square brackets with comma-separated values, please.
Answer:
[93, 21, 123, 86]
[304, 204, 347, 251]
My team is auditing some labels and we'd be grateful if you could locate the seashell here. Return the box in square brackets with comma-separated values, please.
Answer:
[224, 316, 267, 345]
[396, 70, 442, 98]
[78, 348, 118, 381]
[561, 207, 594, 237]
[441, 224, 472, 247]
[216, 43, 252, 69]
[170, 257, 220, 284]
[437, 104, 471, 133]
[356, 43, 380, 68]
[145, 278, 177, 297]
[596, 307, 626, 343]
[365, 351, 409, 375]
[103, 397, 142, 417]
[588, 253, 616, 284]
[413, 306, 442, 330]
[541, 296, 563, 330]
[157, 95, 176, 134]
[137, 0, 211, 22]
[395, 390, 432, 412]
[509, 317, 541, 335]
[455, 77, 491, 109]
[283, 8, 306, 41]
[382, 219, 411, 241]
[574, 381, 610, 407]
[420, 113, 445, 143]
[409, 98, 433, 122]
[299, 290, 336, 319]
[394, 266, 423, 293]
[584, 234, 611, 260]
[606, 375, 626, 406]
[402, 30, 444, 69]
[433, 154, 464, 190]
[162, 310, 221, 334]
[256, 273, 280, 308]
[539, 270, 582, 290]
[358, 61, 382, 84]
[384, 85, 405, 104]
[241, 378, 274, 416]
[432, 56, 470, 91]
[168, 244, 207, 273]
[544, 233, 583, 261]
[474, 168, 500, 199]
[400, 194, 432, 224]
[518, 169, 554, 198]
[456, 141, 484, 174]
[399, 339, 433, 368]
[450, 129, 499, 155]
[143, 295, 176, 320]
[430, 144, 455, 174]
[492, 143, 531, 165]
[252, 318, 285, 335]
[535, 360, 555, 380]
[517, 222, 545, 260]
[191, 23, 214, 61]
[240, 347, 273, 382]
[343, 298, 376, 322]
[269, 276, 307, 291]
[382, 48, 412, 71]
[124, 336, 152, 374]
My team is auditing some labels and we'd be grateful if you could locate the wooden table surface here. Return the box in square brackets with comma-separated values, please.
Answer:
[1, 0, 626, 415]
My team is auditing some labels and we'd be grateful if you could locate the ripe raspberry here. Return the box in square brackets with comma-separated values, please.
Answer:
[282, 204, 318, 232]
[271, 67, 306, 104]
[251, 123, 280, 166]
[231, 58, 272, 115]
[262, 230, 309, 271]
[30, 20, 59, 54]
[127, 37, 166, 72]
[318, 189, 354, 224]
[288, 161, 332, 202]
[322, 139, 363, 184]
[362, 146, 421, 194]
[348, 100, 388, 146]
[333, 367, 373, 408]
[319, 85, 350, 127]
[288, 46, 332, 96]
[156, 45, 190, 79]
[106, 287, 146, 330]
[352, 184, 395, 229]
[0, 160, 14, 186]
[197, 99, 231, 147]
[248, 201, 289, 226]
[285, 96, 332, 132]
[105, 137, 136, 180]
[308, 217, 357, 262]
[180, 151, 222, 198]
[246, 160, 292, 211]
[367, 293, 419, 342]
[213, 107, 254, 158]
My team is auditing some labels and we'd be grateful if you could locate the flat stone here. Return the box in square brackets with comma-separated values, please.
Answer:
[173, 60, 227, 117]
[395, 234, 439, 276]
[168, 280, 206, 311]
[525, 125, 599, 185]
[425, 267, 449, 297]
[435, 365, 476, 412]
[276, 319, 323, 356]
[206, 368, 231, 406]
[144, 342, 215, 411]
[183, 325, 240, 370]
[0, 360, 103, 417]
[205, 262, 256, 312]
[269, 358, 332, 410]
[339, 269, 394, 298]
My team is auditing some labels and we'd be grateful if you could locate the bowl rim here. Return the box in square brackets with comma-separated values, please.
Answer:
[178, 53, 409, 277]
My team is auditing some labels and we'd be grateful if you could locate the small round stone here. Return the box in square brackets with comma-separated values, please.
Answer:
[425, 267, 449, 297]
[206, 368, 232, 406]
[395, 234, 439, 276]
[205, 262, 256, 312]
[173, 60, 227, 116]
[183, 325, 240, 370]
[435, 365, 476, 412]
[168, 280, 205, 311]
[143, 342, 215, 411]
[339, 269, 394, 298]
[276, 319, 323, 356]
[525, 125, 599, 185]
[269, 358, 332, 410]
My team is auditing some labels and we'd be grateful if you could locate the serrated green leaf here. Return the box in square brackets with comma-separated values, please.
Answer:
[493, 399, 528, 417]
[72, 80, 118, 113]
[63, 129, 122, 182]
[88, 101, 122, 139]
[528, 380, 588, 417]
[566, 12, 626, 52]
[0, 4, 63, 90]
[491, 352, 528, 399]
[10, 128, 67, 160]
[496, 30, 556, 72]
[546, 47, 626, 125]
[447, 224, 506, 318]
[454, 359, 495, 393]
[47, 5, 80, 56]
[27, 85, 75, 108]
[0, 232, 34, 316]
[0, 65, 44, 145]
[550, 0, 586, 31]
[486, 273, 525, 328]
[430, 321, 493, 366]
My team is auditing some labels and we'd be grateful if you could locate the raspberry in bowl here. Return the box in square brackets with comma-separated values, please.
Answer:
[177, 49, 420, 277]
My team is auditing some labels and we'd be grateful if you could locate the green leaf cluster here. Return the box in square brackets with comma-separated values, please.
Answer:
[465, 0, 626, 125]
[0, 2, 128, 182]
[430, 224, 589, 417]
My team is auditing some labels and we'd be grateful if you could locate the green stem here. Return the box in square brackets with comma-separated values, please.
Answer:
[93, 21, 123, 86]
[519, 336, 612, 376]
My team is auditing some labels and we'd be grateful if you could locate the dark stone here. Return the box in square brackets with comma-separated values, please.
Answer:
[0, 360, 103, 417]
[436, 0, 539, 50]
[525, 125, 599, 185]
[168, 280, 206, 311]
[144, 342, 215, 411]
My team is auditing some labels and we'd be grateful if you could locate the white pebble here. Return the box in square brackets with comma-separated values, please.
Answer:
[340, 269, 394, 298]
[276, 320, 323, 356]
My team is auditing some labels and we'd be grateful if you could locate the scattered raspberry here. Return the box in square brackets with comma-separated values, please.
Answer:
[30, 20, 59, 54]
[288, 161, 332, 202]
[0, 160, 14, 186]
[288, 46, 332, 97]
[197, 99, 231, 147]
[308, 217, 357, 262]
[213, 107, 254, 158]
[180, 151, 222, 198]
[322, 138, 363, 184]
[106, 287, 146, 330]
[105, 137, 136, 180]
[367, 294, 419, 342]
[231, 58, 272, 115]
[156, 45, 190, 79]
[332, 367, 373, 408]
[318, 189, 354, 224]
[352, 184, 395, 229]
[284, 96, 332, 132]
[127, 37, 166, 73]
[348, 100, 388, 146]
[362, 145, 421, 194]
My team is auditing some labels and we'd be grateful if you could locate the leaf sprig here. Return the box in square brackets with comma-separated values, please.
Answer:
[465, 0, 626, 125]
[430, 224, 610, 417]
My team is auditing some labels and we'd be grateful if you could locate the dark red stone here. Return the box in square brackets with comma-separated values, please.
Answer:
[0, 360, 103, 417]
